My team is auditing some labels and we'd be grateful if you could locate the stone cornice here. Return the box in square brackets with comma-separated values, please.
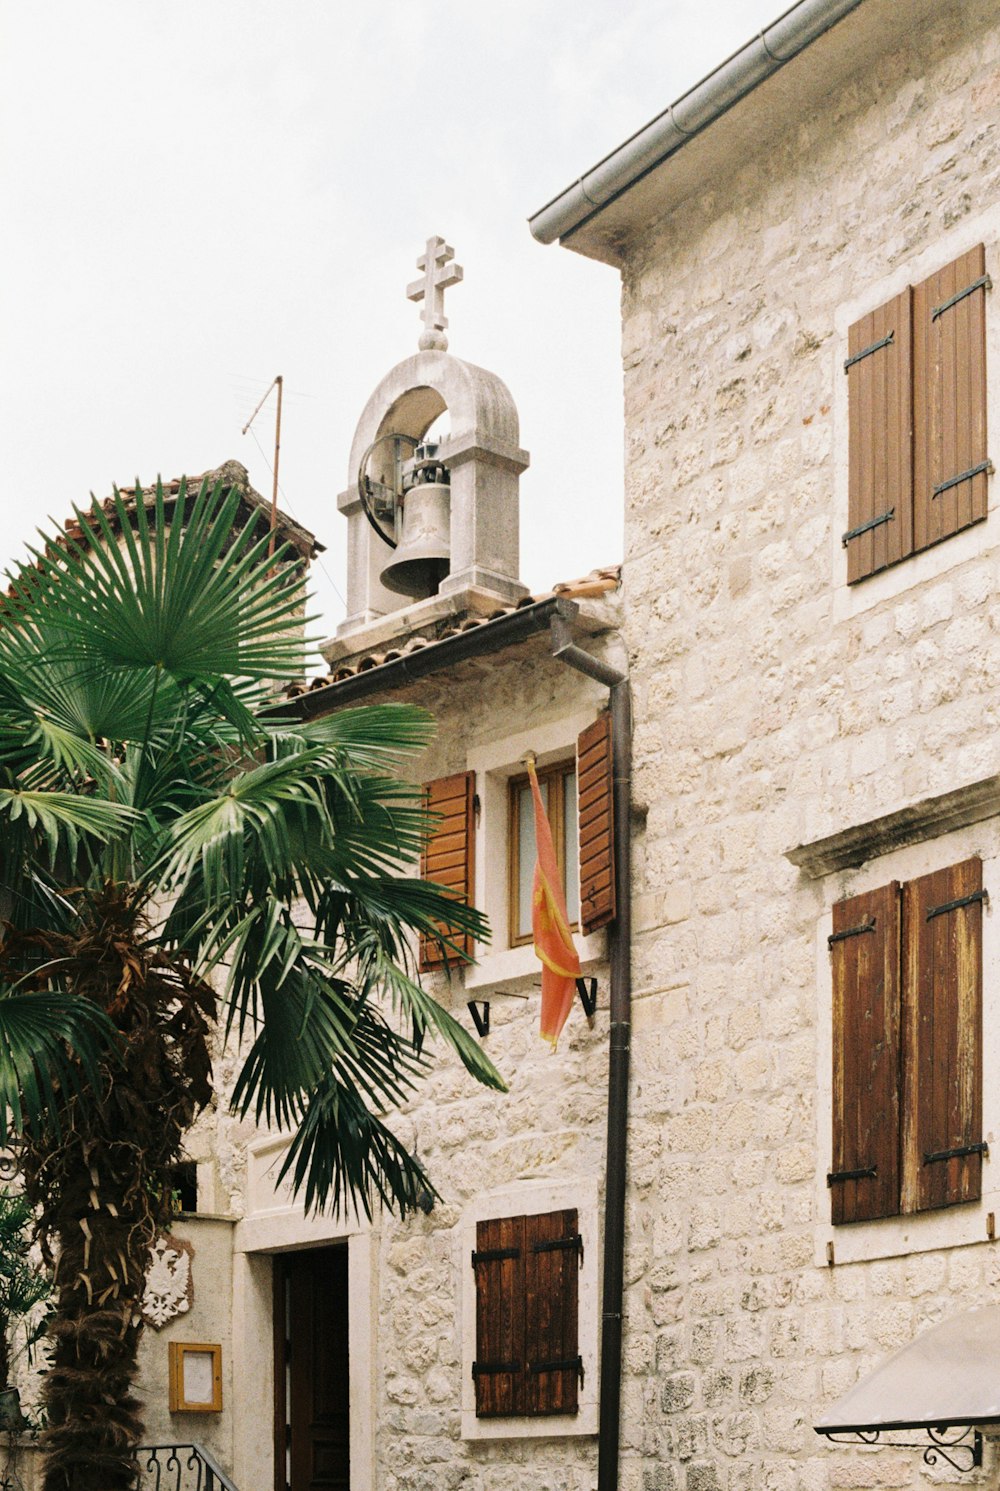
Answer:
[785, 774, 1000, 878]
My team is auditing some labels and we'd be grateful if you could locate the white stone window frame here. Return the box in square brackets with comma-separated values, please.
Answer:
[231, 1133, 377, 1491]
[464, 710, 606, 992]
[831, 208, 1000, 625]
[458, 1174, 600, 1441]
[813, 819, 1000, 1268]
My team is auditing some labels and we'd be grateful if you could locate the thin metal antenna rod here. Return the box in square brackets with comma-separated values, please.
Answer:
[241, 374, 284, 557]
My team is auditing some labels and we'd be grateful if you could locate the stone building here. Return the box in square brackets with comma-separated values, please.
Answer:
[15, 3, 1000, 1487]
[79, 243, 626, 1491]
[529, 0, 1000, 1489]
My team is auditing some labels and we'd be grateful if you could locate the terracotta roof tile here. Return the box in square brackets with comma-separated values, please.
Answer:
[290, 563, 621, 700]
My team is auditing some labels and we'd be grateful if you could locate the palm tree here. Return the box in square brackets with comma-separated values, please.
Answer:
[0, 477, 498, 1491]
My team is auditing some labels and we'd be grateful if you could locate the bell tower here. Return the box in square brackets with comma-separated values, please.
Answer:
[325, 237, 529, 665]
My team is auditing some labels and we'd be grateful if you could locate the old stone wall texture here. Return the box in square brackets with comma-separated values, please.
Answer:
[363, 644, 612, 1491]
[194, 636, 616, 1490]
[619, 4, 1000, 1491]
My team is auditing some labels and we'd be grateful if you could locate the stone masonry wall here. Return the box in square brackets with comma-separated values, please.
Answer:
[619, 6, 1000, 1491]
[204, 630, 620, 1491]
[363, 639, 615, 1491]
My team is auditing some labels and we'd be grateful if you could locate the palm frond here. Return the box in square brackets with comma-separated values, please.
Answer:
[268, 703, 437, 767]
[8, 477, 309, 684]
[274, 1065, 433, 1220]
[223, 910, 358, 1124]
[0, 990, 117, 1141]
[156, 749, 333, 899]
[0, 789, 136, 867]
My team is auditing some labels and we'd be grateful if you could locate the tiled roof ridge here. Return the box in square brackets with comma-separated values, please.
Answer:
[66, 460, 322, 559]
[286, 563, 621, 699]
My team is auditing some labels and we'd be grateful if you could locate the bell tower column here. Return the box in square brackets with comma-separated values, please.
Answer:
[329, 236, 529, 655]
[437, 433, 529, 601]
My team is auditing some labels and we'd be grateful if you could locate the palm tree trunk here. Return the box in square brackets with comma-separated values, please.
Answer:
[12, 903, 216, 1491]
[31, 1129, 153, 1491]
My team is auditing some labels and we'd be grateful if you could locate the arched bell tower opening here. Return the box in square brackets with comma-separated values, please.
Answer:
[326, 237, 529, 666]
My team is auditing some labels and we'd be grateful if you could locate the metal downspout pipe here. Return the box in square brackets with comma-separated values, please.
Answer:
[550, 613, 631, 1491]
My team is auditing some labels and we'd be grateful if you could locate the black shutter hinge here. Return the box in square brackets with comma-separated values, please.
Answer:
[923, 1141, 988, 1165]
[471, 1246, 521, 1266]
[828, 917, 876, 947]
[926, 887, 989, 921]
[932, 273, 992, 321]
[844, 330, 894, 372]
[842, 510, 894, 548]
[827, 1166, 877, 1186]
[932, 460, 993, 499]
[532, 1233, 584, 1265]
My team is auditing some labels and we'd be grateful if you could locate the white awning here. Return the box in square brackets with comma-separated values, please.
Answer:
[815, 1305, 1000, 1433]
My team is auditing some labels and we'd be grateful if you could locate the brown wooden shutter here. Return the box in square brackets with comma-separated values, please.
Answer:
[419, 770, 475, 971]
[913, 245, 989, 553]
[901, 857, 984, 1214]
[473, 1209, 581, 1418]
[845, 288, 914, 582]
[473, 1216, 525, 1417]
[829, 883, 901, 1224]
[524, 1209, 580, 1417]
[577, 714, 615, 934]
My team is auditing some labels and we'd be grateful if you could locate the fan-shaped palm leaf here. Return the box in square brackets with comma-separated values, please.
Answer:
[0, 989, 117, 1141]
[10, 477, 309, 683]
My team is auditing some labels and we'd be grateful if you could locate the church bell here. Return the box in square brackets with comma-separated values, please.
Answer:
[380, 442, 452, 598]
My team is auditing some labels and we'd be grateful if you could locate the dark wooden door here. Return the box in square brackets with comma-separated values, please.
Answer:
[275, 1246, 350, 1491]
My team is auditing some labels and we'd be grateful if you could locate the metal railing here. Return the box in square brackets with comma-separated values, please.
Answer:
[136, 1443, 240, 1491]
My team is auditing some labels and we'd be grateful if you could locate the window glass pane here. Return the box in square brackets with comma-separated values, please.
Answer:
[563, 768, 579, 924]
[517, 781, 539, 939]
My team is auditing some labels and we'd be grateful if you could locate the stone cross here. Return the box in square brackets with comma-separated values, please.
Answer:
[407, 236, 464, 352]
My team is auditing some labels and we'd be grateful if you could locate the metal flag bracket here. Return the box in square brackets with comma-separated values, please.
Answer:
[576, 977, 598, 1021]
[467, 1001, 490, 1037]
[467, 989, 530, 1039]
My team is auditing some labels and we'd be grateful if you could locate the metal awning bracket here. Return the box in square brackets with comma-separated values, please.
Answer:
[817, 1426, 982, 1474]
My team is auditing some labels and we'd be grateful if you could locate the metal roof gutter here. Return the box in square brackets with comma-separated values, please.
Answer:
[528, 0, 865, 246]
[274, 596, 574, 718]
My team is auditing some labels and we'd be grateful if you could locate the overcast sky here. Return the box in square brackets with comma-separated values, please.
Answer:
[1, 0, 779, 658]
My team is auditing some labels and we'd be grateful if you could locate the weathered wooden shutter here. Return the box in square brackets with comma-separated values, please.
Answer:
[419, 770, 475, 971]
[829, 883, 901, 1224]
[473, 1216, 524, 1417]
[845, 288, 914, 582]
[472, 1210, 581, 1418]
[577, 714, 615, 934]
[912, 245, 990, 553]
[524, 1209, 581, 1416]
[901, 857, 984, 1214]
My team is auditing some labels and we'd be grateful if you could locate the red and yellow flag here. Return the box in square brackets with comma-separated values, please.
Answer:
[527, 758, 581, 1047]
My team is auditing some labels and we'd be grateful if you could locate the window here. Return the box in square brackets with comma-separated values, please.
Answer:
[829, 856, 984, 1225]
[166, 1160, 198, 1214]
[471, 1209, 581, 1418]
[507, 761, 579, 946]
[420, 712, 616, 976]
[418, 770, 476, 972]
[844, 245, 990, 583]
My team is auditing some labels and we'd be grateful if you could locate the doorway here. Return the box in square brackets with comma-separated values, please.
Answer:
[274, 1245, 350, 1491]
